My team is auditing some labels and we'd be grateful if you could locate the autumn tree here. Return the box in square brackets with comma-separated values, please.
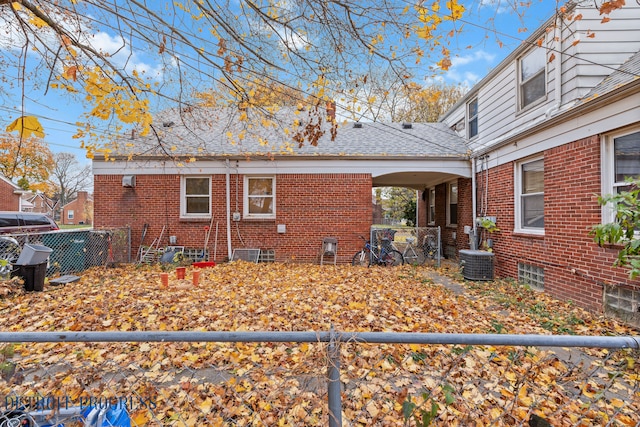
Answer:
[394, 82, 467, 123]
[0, 133, 54, 191]
[0, 0, 627, 157]
[379, 187, 418, 226]
[48, 152, 93, 209]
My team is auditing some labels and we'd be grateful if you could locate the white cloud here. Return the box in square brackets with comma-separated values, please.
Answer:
[441, 50, 497, 86]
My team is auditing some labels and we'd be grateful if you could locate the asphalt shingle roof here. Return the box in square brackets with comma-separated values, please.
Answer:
[578, 50, 640, 105]
[110, 107, 469, 160]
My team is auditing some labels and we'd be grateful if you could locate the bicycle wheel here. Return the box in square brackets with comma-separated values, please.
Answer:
[381, 249, 404, 266]
[404, 246, 426, 265]
[0, 237, 20, 277]
[423, 243, 437, 260]
[352, 250, 371, 266]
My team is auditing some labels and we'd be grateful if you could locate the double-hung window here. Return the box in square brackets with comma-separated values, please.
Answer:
[181, 176, 211, 218]
[428, 188, 436, 225]
[467, 98, 478, 138]
[447, 182, 458, 226]
[244, 176, 276, 219]
[515, 157, 544, 233]
[519, 47, 546, 109]
[602, 129, 640, 223]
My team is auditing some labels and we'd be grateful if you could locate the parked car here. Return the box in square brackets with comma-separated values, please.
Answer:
[0, 211, 59, 234]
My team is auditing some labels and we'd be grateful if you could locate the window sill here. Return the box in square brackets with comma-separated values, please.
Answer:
[179, 217, 212, 223]
[512, 230, 545, 239]
[243, 217, 276, 222]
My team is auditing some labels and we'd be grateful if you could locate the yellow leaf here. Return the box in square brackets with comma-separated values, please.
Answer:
[6, 116, 45, 138]
[199, 397, 213, 414]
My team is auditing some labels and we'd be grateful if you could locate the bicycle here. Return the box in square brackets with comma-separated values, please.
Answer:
[422, 234, 439, 261]
[399, 236, 426, 265]
[352, 235, 404, 267]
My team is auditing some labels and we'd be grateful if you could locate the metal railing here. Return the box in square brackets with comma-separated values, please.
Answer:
[0, 330, 638, 426]
[0, 227, 130, 276]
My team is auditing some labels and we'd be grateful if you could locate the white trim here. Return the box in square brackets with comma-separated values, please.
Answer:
[446, 181, 458, 227]
[180, 176, 211, 219]
[467, 97, 478, 139]
[428, 187, 436, 225]
[243, 176, 276, 219]
[514, 155, 545, 236]
[517, 46, 548, 111]
[601, 126, 640, 224]
[92, 158, 472, 178]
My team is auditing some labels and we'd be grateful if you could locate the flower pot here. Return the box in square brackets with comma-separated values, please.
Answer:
[192, 270, 201, 286]
[160, 272, 169, 288]
[176, 267, 186, 280]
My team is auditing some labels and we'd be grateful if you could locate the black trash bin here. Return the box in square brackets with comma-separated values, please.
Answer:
[12, 244, 53, 292]
[12, 263, 48, 291]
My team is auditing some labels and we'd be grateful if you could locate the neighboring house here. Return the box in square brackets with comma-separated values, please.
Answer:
[0, 175, 29, 211]
[437, 3, 640, 318]
[61, 191, 94, 225]
[24, 192, 58, 217]
[93, 2, 639, 317]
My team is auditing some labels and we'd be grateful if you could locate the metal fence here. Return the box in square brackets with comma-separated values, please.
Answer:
[0, 330, 637, 426]
[0, 227, 131, 276]
[371, 226, 442, 267]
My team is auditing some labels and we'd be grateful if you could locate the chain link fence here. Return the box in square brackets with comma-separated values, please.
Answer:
[0, 228, 131, 276]
[0, 331, 637, 426]
[371, 226, 442, 267]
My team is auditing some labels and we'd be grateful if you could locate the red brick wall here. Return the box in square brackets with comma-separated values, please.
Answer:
[94, 173, 373, 264]
[481, 136, 640, 312]
[0, 181, 20, 211]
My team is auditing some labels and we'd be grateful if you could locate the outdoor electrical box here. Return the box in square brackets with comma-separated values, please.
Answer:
[232, 212, 241, 221]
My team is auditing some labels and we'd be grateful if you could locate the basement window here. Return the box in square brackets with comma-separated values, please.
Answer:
[518, 262, 544, 290]
[605, 286, 640, 315]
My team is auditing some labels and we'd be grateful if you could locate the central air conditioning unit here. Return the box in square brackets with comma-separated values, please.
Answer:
[459, 249, 495, 281]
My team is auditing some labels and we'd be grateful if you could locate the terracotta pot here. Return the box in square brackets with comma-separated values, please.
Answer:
[192, 270, 201, 287]
[160, 272, 169, 288]
[176, 267, 186, 280]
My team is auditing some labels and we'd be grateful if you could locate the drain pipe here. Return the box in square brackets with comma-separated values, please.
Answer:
[471, 156, 478, 250]
[225, 159, 232, 259]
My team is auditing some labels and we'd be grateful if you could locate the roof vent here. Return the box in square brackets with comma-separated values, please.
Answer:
[402, 122, 412, 129]
[163, 121, 175, 127]
[353, 122, 363, 128]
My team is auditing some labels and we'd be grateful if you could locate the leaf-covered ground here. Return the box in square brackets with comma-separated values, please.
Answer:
[0, 262, 638, 426]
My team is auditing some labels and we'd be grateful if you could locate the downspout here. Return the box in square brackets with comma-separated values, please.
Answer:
[225, 159, 232, 259]
[546, 16, 563, 118]
[471, 156, 478, 250]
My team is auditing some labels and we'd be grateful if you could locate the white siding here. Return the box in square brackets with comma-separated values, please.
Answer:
[443, 3, 640, 155]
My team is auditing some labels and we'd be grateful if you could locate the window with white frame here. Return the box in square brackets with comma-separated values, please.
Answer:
[467, 98, 478, 138]
[428, 188, 436, 225]
[515, 157, 544, 232]
[67, 210, 74, 220]
[181, 176, 211, 217]
[244, 176, 276, 219]
[519, 47, 546, 109]
[602, 129, 640, 223]
[447, 183, 457, 226]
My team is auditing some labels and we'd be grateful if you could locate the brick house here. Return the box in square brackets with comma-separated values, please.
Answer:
[0, 175, 29, 211]
[93, 2, 639, 317]
[61, 191, 93, 225]
[93, 118, 469, 264]
[23, 192, 58, 218]
[435, 3, 640, 319]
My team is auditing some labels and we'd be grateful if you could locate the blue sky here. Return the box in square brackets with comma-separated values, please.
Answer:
[0, 0, 559, 166]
